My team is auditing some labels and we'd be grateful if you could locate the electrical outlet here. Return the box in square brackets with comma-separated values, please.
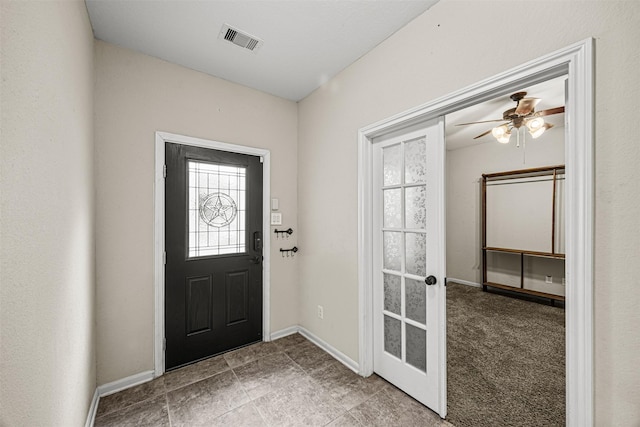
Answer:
[317, 305, 324, 320]
[545, 275, 553, 284]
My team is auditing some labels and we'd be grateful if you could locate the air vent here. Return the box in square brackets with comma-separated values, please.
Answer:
[218, 24, 263, 53]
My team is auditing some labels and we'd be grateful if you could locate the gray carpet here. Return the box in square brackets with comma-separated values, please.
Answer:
[446, 282, 565, 427]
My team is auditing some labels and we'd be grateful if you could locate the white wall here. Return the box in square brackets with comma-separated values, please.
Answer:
[94, 41, 298, 384]
[446, 133, 564, 284]
[297, 1, 640, 425]
[0, 1, 96, 425]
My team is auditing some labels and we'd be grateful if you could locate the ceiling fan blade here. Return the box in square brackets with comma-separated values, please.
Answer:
[515, 97, 541, 115]
[536, 106, 565, 117]
[473, 128, 495, 140]
[473, 122, 510, 139]
[455, 118, 505, 126]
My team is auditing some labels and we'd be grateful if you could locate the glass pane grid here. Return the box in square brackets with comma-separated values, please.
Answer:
[404, 317, 427, 330]
[188, 160, 247, 258]
[382, 309, 402, 321]
[381, 137, 428, 370]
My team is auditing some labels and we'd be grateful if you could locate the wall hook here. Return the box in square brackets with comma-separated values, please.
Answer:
[279, 246, 298, 257]
[274, 228, 293, 239]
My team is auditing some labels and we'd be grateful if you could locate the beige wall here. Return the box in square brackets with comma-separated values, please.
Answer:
[94, 41, 298, 384]
[297, 1, 640, 425]
[2, 1, 638, 424]
[0, 1, 96, 425]
[446, 133, 565, 284]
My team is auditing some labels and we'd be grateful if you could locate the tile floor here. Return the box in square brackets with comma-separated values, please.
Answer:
[94, 334, 451, 426]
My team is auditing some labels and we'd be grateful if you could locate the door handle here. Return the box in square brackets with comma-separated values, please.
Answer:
[249, 256, 262, 264]
[425, 275, 437, 286]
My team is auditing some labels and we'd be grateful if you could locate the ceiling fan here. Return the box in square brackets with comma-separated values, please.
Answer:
[456, 91, 565, 144]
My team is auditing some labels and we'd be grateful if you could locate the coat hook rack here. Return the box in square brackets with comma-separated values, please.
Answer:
[274, 228, 293, 239]
[279, 246, 298, 257]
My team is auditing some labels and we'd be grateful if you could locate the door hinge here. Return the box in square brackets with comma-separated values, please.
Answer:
[444, 277, 448, 287]
[163, 338, 166, 351]
[259, 156, 264, 163]
[163, 164, 167, 178]
[163, 251, 166, 265]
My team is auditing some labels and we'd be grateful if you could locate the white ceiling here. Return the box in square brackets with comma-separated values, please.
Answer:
[446, 77, 566, 151]
[85, 0, 439, 101]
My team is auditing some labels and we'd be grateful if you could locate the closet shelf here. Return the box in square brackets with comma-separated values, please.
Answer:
[483, 247, 565, 259]
[482, 282, 566, 301]
[482, 165, 566, 303]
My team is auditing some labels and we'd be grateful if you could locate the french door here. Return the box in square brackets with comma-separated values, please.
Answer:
[372, 118, 446, 416]
[164, 142, 263, 370]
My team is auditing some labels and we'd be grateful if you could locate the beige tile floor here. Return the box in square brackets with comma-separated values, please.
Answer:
[94, 334, 452, 426]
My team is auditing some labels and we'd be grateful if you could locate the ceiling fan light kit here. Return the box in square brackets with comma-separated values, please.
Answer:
[526, 116, 545, 132]
[530, 122, 554, 139]
[458, 91, 564, 145]
[491, 124, 511, 144]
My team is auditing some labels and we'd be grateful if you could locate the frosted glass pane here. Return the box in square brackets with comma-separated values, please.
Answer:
[383, 189, 402, 228]
[383, 274, 401, 315]
[405, 278, 426, 324]
[384, 315, 401, 358]
[405, 186, 426, 229]
[383, 144, 402, 186]
[406, 323, 426, 372]
[383, 232, 402, 272]
[405, 233, 426, 276]
[188, 161, 246, 257]
[404, 138, 426, 184]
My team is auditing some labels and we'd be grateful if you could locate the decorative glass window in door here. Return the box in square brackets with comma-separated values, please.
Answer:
[188, 160, 246, 257]
[381, 137, 428, 372]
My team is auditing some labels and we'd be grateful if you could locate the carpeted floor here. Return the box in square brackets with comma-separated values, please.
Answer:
[446, 282, 565, 427]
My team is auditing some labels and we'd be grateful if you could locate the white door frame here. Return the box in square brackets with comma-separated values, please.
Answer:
[153, 131, 271, 376]
[358, 38, 594, 426]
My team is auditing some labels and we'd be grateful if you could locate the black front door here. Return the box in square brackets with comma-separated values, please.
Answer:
[165, 142, 263, 370]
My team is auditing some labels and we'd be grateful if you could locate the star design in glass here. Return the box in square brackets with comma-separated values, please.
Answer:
[200, 193, 238, 227]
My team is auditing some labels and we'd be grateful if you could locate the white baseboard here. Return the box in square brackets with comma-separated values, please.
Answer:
[269, 325, 300, 341]
[298, 327, 360, 374]
[85, 371, 155, 427]
[84, 388, 99, 427]
[271, 325, 360, 374]
[97, 370, 155, 397]
[85, 326, 359, 426]
[447, 277, 481, 288]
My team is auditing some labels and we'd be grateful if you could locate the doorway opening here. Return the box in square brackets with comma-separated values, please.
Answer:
[444, 76, 566, 426]
[358, 39, 593, 426]
[154, 131, 272, 376]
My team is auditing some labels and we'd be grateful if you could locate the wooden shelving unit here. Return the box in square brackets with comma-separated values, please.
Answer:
[481, 165, 565, 303]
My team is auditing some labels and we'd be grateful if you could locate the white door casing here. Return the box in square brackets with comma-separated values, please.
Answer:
[372, 119, 446, 415]
[358, 38, 594, 426]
